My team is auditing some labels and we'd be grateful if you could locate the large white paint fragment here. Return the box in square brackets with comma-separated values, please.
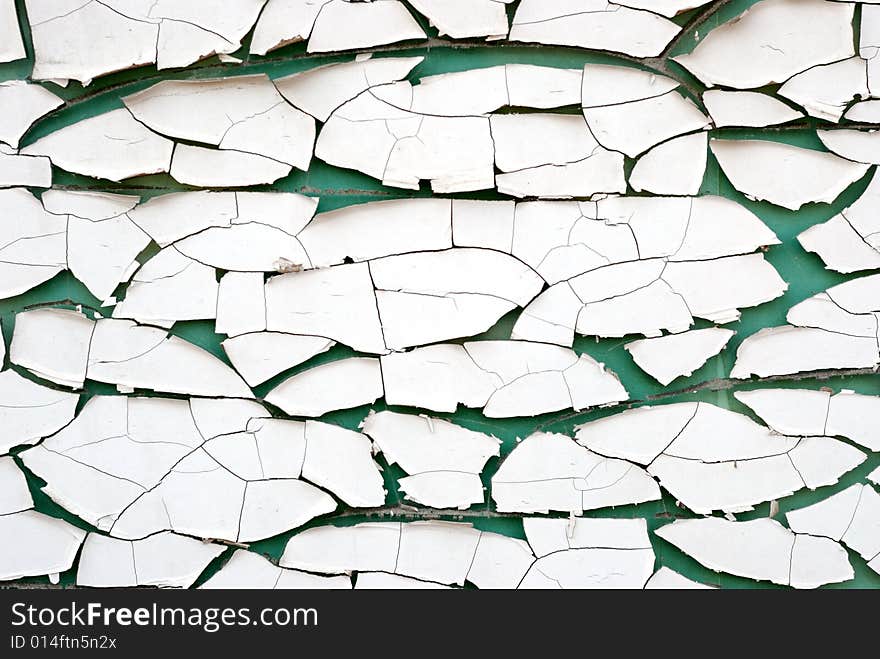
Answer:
[656, 517, 853, 588]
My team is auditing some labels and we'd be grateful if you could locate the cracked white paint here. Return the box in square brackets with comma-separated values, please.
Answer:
[361, 410, 501, 509]
[491, 431, 660, 513]
[735, 388, 880, 452]
[575, 402, 865, 514]
[76, 532, 226, 588]
[19, 397, 385, 542]
[799, 172, 880, 273]
[731, 275, 880, 378]
[582, 65, 711, 159]
[644, 567, 714, 589]
[26, 0, 267, 84]
[124, 75, 315, 172]
[10, 308, 253, 396]
[786, 484, 880, 574]
[380, 341, 628, 417]
[656, 517, 853, 588]
[521, 517, 655, 589]
[0, 370, 79, 454]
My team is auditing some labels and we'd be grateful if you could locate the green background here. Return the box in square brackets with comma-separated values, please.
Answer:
[1, 0, 878, 588]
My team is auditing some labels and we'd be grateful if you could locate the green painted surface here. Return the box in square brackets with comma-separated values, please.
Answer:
[1, 0, 878, 588]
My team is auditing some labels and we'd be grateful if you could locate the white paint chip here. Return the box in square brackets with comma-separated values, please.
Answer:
[625, 328, 735, 386]
[735, 388, 880, 452]
[786, 484, 880, 574]
[0, 510, 86, 581]
[381, 341, 628, 417]
[711, 139, 870, 211]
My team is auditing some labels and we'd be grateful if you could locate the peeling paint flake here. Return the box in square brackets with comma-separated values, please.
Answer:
[657, 517, 853, 589]
[576, 402, 865, 514]
[625, 328, 735, 386]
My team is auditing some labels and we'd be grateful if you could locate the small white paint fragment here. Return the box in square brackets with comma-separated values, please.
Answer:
[629, 133, 708, 196]
[644, 567, 715, 589]
[361, 410, 501, 509]
[656, 517, 853, 588]
[818, 130, 880, 166]
[76, 532, 225, 588]
[201, 550, 351, 589]
[492, 432, 660, 514]
[702, 90, 803, 128]
[510, 0, 681, 57]
[0, 188, 69, 300]
[266, 360, 382, 418]
[123, 75, 315, 172]
[222, 332, 335, 387]
[0, 0, 25, 63]
[0, 456, 33, 515]
[0, 510, 86, 581]
[625, 328, 735, 386]
[0, 145, 51, 188]
[0, 371, 79, 454]
[711, 139, 870, 211]
[112, 247, 218, 326]
[170, 144, 292, 188]
[408, 0, 511, 40]
[673, 0, 855, 89]
[216, 272, 266, 338]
